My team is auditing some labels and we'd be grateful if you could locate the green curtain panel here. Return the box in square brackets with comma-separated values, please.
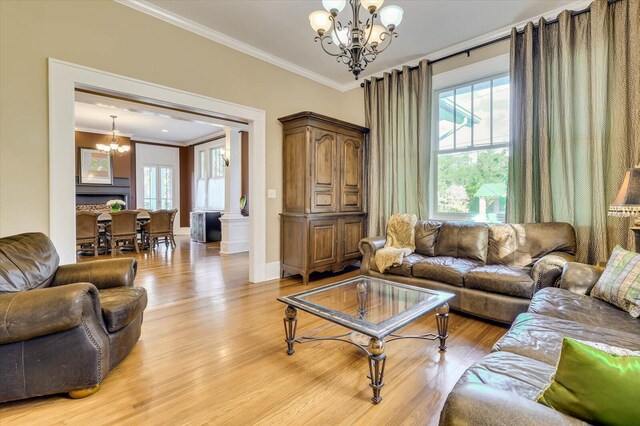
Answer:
[364, 60, 432, 236]
[507, 0, 640, 263]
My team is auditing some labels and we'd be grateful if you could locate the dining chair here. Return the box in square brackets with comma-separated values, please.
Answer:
[106, 210, 140, 254]
[76, 211, 101, 257]
[142, 209, 178, 250]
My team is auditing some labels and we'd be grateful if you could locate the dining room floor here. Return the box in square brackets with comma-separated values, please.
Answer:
[1, 236, 508, 425]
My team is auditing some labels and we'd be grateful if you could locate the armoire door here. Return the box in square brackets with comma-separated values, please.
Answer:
[310, 128, 338, 213]
[339, 134, 364, 212]
[339, 216, 365, 261]
[309, 219, 338, 268]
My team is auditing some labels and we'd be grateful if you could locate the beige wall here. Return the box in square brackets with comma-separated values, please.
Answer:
[0, 0, 364, 264]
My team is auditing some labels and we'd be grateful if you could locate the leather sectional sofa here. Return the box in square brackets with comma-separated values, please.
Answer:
[439, 262, 640, 425]
[359, 221, 576, 323]
[0, 233, 147, 402]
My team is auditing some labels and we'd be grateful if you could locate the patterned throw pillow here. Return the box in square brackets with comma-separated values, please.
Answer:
[590, 245, 640, 318]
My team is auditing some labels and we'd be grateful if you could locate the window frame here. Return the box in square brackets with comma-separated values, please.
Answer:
[430, 71, 510, 223]
[143, 163, 175, 211]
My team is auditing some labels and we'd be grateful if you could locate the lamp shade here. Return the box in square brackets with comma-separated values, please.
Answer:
[322, 0, 346, 13]
[331, 27, 350, 46]
[380, 5, 403, 28]
[361, 0, 384, 13]
[608, 167, 640, 217]
[309, 10, 333, 34]
[368, 25, 386, 46]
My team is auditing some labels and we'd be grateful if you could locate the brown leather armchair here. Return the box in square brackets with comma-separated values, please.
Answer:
[0, 232, 147, 402]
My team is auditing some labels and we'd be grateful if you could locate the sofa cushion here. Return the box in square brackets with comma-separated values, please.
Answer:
[529, 287, 640, 336]
[99, 287, 148, 333]
[412, 257, 481, 287]
[493, 313, 640, 366]
[386, 253, 429, 277]
[455, 351, 555, 401]
[464, 265, 535, 299]
[435, 222, 488, 263]
[414, 221, 442, 256]
[487, 223, 576, 267]
[0, 233, 59, 294]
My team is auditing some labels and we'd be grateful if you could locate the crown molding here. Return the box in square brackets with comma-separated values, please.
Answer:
[344, 0, 593, 90]
[114, 0, 347, 92]
[115, 0, 593, 93]
[75, 126, 134, 138]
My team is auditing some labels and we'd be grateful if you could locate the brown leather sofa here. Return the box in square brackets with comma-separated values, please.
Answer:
[0, 233, 147, 402]
[439, 262, 640, 425]
[359, 221, 576, 323]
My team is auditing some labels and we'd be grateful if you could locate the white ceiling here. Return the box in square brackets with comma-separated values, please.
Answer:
[120, 0, 583, 90]
[74, 92, 226, 145]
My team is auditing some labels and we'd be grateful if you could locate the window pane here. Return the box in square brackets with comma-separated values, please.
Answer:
[199, 151, 206, 179]
[454, 85, 472, 149]
[160, 167, 173, 207]
[143, 166, 157, 211]
[437, 148, 509, 222]
[492, 76, 510, 144]
[438, 90, 455, 150]
[472, 81, 491, 147]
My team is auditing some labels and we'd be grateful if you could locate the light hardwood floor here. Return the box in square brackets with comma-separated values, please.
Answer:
[0, 237, 507, 425]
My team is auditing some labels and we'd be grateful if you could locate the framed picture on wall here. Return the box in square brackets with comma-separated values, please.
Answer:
[78, 148, 113, 185]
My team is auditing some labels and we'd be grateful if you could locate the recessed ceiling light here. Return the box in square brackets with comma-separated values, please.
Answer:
[161, 129, 169, 133]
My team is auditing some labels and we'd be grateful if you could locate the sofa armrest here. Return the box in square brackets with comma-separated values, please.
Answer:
[358, 236, 386, 274]
[52, 258, 137, 289]
[531, 252, 576, 293]
[0, 283, 101, 344]
[439, 384, 585, 426]
[558, 262, 604, 295]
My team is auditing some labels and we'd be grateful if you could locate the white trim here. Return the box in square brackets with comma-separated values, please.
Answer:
[432, 54, 509, 91]
[265, 262, 281, 282]
[48, 58, 268, 283]
[74, 126, 134, 138]
[176, 227, 190, 236]
[114, 0, 346, 92]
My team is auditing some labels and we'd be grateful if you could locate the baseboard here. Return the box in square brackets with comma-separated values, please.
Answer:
[265, 261, 281, 281]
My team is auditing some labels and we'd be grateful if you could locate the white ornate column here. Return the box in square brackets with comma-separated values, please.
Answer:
[220, 127, 249, 253]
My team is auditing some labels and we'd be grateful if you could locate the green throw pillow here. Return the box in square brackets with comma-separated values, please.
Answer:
[538, 338, 640, 425]
[591, 245, 640, 317]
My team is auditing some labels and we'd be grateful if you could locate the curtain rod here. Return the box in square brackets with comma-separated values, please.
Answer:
[360, 0, 620, 87]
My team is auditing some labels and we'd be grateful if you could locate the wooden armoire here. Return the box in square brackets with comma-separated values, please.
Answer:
[279, 112, 368, 284]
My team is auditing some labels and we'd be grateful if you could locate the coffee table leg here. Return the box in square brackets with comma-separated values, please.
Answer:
[436, 303, 450, 351]
[367, 338, 386, 404]
[283, 305, 297, 355]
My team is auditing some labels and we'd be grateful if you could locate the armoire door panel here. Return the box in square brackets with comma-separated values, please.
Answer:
[282, 129, 307, 212]
[339, 134, 364, 212]
[311, 129, 338, 213]
[340, 217, 365, 261]
[309, 219, 338, 267]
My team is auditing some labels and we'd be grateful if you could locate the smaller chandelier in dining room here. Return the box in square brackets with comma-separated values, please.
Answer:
[96, 115, 130, 156]
[309, 0, 404, 80]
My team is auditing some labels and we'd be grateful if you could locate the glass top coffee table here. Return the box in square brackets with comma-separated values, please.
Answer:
[277, 276, 455, 404]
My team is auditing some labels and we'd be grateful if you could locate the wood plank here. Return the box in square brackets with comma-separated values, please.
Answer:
[0, 236, 507, 424]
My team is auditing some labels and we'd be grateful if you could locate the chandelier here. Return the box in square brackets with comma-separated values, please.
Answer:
[309, 0, 404, 80]
[96, 115, 130, 155]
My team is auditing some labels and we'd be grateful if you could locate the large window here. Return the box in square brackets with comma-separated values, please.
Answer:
[207, 147, 225, 210]
[143, 165, 174, 210]
[433, 74, 510, 222]
[194, 144, 225, 210]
